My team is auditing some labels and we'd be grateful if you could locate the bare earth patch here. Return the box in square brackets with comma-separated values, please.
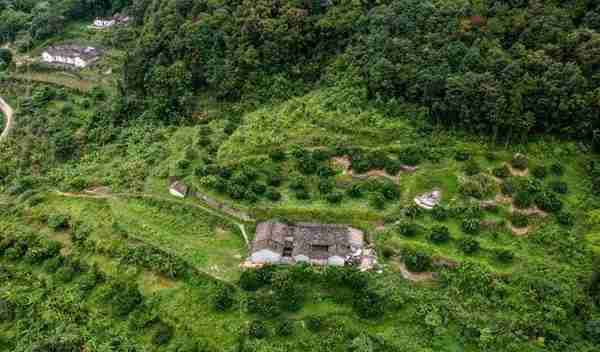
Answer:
[495, 193, 513, 204]
[393, 261, 437, 282]
[506, 163, 529, 177]
[509, 224, 530, 236]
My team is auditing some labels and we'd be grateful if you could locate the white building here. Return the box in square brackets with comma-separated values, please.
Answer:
[41, 45, 101, 68]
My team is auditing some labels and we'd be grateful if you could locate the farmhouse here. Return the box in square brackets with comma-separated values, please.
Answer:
[250, 221, 365, 266]
[91, 14, 131, 29]
[41, 45, 101, 68]
[169, 180, 189, 198]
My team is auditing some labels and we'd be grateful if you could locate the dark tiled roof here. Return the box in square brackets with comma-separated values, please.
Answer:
[252, 221, 355, 259]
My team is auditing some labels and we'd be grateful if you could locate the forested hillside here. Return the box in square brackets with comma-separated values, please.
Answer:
[2, 0, 600, 352]
[120, 0, 600, 143]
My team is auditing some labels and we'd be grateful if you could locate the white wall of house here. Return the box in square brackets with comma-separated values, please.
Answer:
[328, 256, 345, 266]
[251, 249, 282, 264]
[42, 52, 89, 68]
[293, 254, 309, 263]
[169, 188, 186, 198]
[94, 19, 115, 27]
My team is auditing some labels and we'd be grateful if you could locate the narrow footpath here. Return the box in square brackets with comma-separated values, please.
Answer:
[0, 97, 14, 141]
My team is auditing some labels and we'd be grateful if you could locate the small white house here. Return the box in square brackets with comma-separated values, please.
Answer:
[169, 181, 188, 198]
[90, 14, 131, 29]
[93, 19, 116, 28]
[41, 45, 101, 68]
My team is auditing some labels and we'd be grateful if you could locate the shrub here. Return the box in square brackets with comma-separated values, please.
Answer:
[532, 165, 547, 179]
[305, 316, 322, 332]
[432, 205, 449, 221]
[501, 177, 518, 195]
[326, 191, 344, 204]
[44, 257, 63, 273]
[276, 320, 294, 336]
[296, 155, 318, 175]
[510, 153, 528, 170]
[402, 249, 431, 272]
[380, 183, 400, 200]
[535, 192, 563, 213]
[354, 290, 386, 319]
[251, 183, 266, 195]
[493, 165, 511, 178]
[513, 191, 533, 209]
[461, 218, 480, 235]
[381, 246, 396, 259]
[312, 148, 332, 161]
[318, 178, 335, 194]
[239, 270, 264, 291]
[48, 214, 70, 231]
[510, 212, 529, 228]
[384, 159, 402, 175]
[346, 184, 363, 198]
[556, 211, 574, 227]
[396, 222, 419, 237]
[288, 175, 307, 191]
[0, 299, 15, 322]
[266, 174, 283, 187]
[429, 226, 450, 244]
[550, 163, 564, 176]
[464, 159, 481, 176]
[213, 284, 235, 312]
[153, 322, 174, 346]
[106, 281, 143, 317]
[294, 189, 311, 200]
[265, 188, 282, 202]
[485, 151, 497, 161]
[458, 238, 480, 254]
[404, 204, 424, 219]
[454, 150, 471, 161]
[549, 181, 568, 194]
[317, 165, 336, 178]
[269, 149, 287, 162]
[369, 194, 386, 209]
[248, 321, 268, 339]
[586, 319, 600, 344]
[495, 249, 514, 263]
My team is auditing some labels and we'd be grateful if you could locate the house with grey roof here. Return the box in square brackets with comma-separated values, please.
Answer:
[250, 221, 365, 266]
[41, 45, 101, 68]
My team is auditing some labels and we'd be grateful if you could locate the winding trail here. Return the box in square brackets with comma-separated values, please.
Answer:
[0, 97, 14, 141]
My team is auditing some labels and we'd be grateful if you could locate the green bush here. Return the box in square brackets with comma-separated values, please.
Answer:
[402, 249, 431, 272]
[353, 289, 386, 320]
[549, 180, 568, 194]
[495, 249, 514, 263]
[369, 193, 386, 209]
[493, 165, 511, 179]
[269, 149, 287, 162]
[556, 211, 574, 227]
[384, 159, 402, 175]
[0, 299, 15, 322]
[294, 189, 311, 200]
[535, 192, 563, 213]
[429, 226, 450, 244]
[532, 165, 547, 179]
[318, 178, 335, 194]
[510, 154, 528, 170]
[105, 280, 144, 317]
[432, 204, 449, 221]
[461, 218, 480, 235]
[265, 188, 282, 202]
[305, 316, 322, 332]
[586, 319, 600, 344]
[501, 177, 518, 195]
[153, 322, 174, 346]
[325, 191, 344, 204]
[380, 183, 400, 200]
[550, 163, 565, 176]
[347, 184, 363, 198]
[396, 221, 419, 237]
[458, 237, 480, 254]
[510, 212, 529, 228]
[464, 159, 481, 176]
[276, 320, 294, 337]
[454, 150, 471, 161]
[48, 214, 70, 231]
[513, 191, 534, 209]
[213, 284, 235, 312]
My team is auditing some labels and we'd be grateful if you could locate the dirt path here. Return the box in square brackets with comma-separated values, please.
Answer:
[0, 97, 14, 141]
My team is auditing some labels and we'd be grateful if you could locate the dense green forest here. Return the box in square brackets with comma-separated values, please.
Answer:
[2, 0, 600, 351]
